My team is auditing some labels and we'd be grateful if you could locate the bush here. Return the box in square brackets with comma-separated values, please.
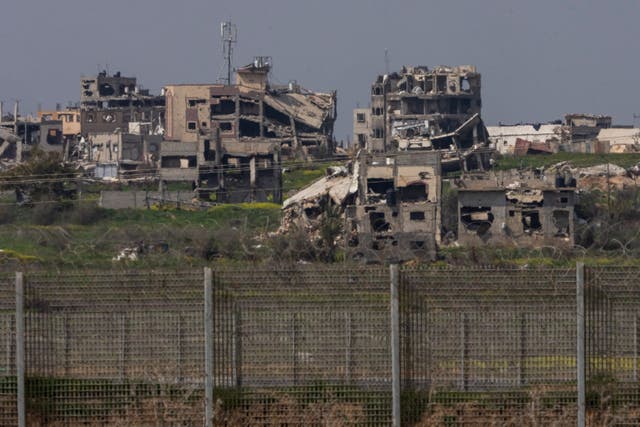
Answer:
[0, 205, 17, 224]
[68, 204, 106, 225]
[30, 203, 61, 225]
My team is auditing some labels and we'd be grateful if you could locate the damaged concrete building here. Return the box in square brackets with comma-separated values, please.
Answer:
[281, 150, 441, 262]
[80, 71, 165, 136]
[455, 171, 575, 247]
[162, 56, 337, 203]
[366, 65, 491, 171]
[345, 151, 441, 261]
[487, 114, 633, 155]
[78, 71, 165, 176]
[0, 101, 42, 162]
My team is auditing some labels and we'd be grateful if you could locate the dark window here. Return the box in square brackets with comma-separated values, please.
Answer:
[188, 98, 206, 107]
[211, 99, 236, 115]
[219, 122, 232, 132]
[187, 121, 197, 130]
[369, 212, 390, 232]
[356, 113, 366, 123]
[410, 211, 425, 221]
[522, 211, 542, 232]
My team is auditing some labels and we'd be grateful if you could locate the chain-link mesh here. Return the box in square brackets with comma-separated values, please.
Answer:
[400, 267, 578, 425]
[0, 266, 638, 424]
[212, 266, 392, 425]
[0, 273, 17, 426]
[23, 270, 204, 425]
[585, 266, 640, 426]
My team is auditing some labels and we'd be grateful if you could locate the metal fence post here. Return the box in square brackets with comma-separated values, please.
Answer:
[16, 272, 25, 427]
[461, 313, 469, 391]
[345, 311, 352, 384]
[232, 308, 242, 387]
[577, 262, 585, 427]
[204, 267, 214, 427]
[390, 264, 400, 427]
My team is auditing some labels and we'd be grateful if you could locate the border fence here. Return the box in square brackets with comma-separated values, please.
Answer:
[0, 264, 639, 425]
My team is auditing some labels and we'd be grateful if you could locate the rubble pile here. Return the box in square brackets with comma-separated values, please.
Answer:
[279, 165, 356, 239]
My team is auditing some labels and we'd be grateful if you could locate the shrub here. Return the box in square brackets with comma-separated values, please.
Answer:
[68, 204, 106, 225]
[0, 205, 17, 224]
[30, 203, 60, 225]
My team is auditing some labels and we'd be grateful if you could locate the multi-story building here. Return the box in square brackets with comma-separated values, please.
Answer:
[345, 151, 441, 262]
[162, 57, 337, 203]
[366, 65, 490, 171]
[353, 108, 370, 150]
[80, 71, 165, 137]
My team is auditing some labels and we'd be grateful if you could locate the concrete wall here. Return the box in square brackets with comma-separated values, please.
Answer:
[353, 108, 370, 149]
[100, 191, 195, 209]
[458, 189, 574, 247]
[164, 85, 216, 142]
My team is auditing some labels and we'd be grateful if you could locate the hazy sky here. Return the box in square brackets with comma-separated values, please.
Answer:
[2, 0, 639, 141]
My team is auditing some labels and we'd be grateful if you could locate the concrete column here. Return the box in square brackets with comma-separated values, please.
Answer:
[249, 156, 256, 202]
[272, 149, 282, 204]
[259, 98, 264, 138]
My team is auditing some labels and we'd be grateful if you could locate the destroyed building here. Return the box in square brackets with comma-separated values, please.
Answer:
[455, 171, 575, 247]
[38, 108, 81, 142]
[366, 65, 491, 171]
[80, 71, 165, 136]
[79, 72, 165, 176]
[345, 151, 441, 262]
[0, 101, 41, 162]
[162, 57, 337, 203]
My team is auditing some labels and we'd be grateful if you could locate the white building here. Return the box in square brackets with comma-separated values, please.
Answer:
[486, 124, 562, 154]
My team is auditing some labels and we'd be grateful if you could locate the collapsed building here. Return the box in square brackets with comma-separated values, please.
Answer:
[162, 56, 337, 203]
[366, 65, 491, 172]
[455, 171, 575, 247]
[282, 151, 441, 262]
[0, 101, 44, 162]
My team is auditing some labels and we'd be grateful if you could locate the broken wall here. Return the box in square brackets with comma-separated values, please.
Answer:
[347, 151, 441, 262]
[457, 187, 575, 247]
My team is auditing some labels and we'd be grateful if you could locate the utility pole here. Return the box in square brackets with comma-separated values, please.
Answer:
[220, 22, 237, 86]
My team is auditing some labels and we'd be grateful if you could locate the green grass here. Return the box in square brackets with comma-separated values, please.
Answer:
[495, 153, 640, 170]
[282, 160, 348, 196]
[0, 203, 282, 269]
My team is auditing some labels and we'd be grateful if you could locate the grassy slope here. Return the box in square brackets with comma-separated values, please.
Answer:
[494, 152, 640, 170]
[0, 203, 281, 269]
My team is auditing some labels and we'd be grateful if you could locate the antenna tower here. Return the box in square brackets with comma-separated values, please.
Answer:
[384, 48, 390, 74]
[220, 22, 238, 85]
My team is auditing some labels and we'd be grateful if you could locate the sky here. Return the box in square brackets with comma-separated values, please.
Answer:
[1, 0, 639, 142]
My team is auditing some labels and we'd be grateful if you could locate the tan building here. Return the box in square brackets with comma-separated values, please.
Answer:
[38, 109, 81, 140]
[160, 57, 337, 203]
[353, 108, 370, 149]
[163, 84, 217, 143]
